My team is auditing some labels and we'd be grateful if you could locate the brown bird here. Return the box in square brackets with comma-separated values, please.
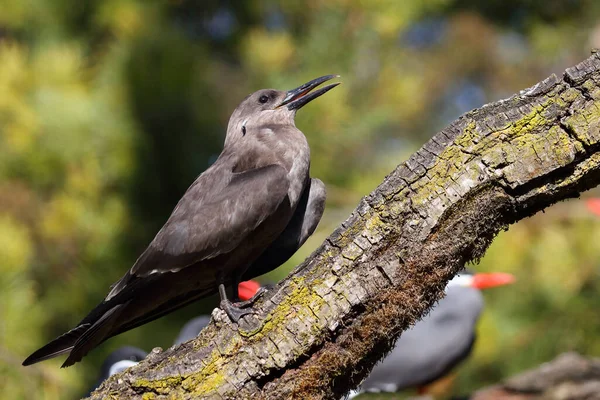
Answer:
[23, 75, 339, 368]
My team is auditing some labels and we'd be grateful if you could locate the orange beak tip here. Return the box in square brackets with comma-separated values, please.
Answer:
[586, 198, 600, 216]
[238, 280, 261, 301]
[472, 272, 516, 290]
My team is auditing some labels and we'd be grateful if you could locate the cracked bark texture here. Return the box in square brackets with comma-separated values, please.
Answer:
[89, 53, 600, 400]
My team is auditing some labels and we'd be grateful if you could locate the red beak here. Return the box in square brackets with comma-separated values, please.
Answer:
[586, 198, 600, 217]
[471, 272, 515, 290]
[238, 280, 261, 301]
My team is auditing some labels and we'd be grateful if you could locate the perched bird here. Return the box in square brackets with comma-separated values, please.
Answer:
[23, 75, 339, 368]
[85, 346, 147, 396]
[349, 271, 515, 398]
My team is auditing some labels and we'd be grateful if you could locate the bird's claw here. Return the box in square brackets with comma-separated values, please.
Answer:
[233, 287, 267, 308]
[220, 299, 255, 323]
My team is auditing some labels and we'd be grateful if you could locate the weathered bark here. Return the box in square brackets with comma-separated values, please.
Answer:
[90, 53, 600, 400]
[471, 352, 600, 400]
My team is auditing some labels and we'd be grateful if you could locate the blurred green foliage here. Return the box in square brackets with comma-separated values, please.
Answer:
[2, 1, 600, 398]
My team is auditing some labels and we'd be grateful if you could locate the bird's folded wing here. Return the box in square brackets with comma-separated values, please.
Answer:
[129, 164, 289, 279]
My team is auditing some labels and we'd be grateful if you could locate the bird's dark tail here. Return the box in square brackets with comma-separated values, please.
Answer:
[22, 324, 91, 366]
[62, 303, 127, 367]
[22, 303, 128, 368]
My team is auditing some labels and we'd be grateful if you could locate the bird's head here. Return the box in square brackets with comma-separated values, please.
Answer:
[225, 75, 340, 146]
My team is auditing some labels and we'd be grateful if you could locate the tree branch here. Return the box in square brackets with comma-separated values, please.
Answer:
[472, 352, 600, 399]
[90, 53, 600, 400]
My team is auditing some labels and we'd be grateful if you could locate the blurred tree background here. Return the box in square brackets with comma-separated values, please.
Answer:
[2, 0, 600, 398]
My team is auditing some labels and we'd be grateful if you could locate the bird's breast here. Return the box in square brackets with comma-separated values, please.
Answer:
[234, 125, 311, 208]
[284, 141, 310, 208]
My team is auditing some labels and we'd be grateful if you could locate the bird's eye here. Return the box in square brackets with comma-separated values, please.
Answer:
[259, 95, 269, 104]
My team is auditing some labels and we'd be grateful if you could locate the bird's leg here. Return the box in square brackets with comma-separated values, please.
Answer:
[218, 276, 254, 323]
[218, 284, 253, 322]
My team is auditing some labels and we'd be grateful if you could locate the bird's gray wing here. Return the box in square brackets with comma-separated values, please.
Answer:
[22, 164, 291, 367]
[107, 164, 290, 299]
[243, 177, 325, 280]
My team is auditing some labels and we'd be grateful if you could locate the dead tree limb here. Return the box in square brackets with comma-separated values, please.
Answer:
[471, 352, 600, 400]
[90, 53, 600, 400]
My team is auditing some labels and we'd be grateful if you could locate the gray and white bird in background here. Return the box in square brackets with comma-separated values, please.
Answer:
[85, 346, 147, 396]
[23, 75, 339, 368]
[348, 270, 515, 399]
[174, 315, 212, 347]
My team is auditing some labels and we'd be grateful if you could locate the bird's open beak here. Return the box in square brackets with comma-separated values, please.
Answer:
[278, 74, 341, 110]
[471, 272, 516, 290]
